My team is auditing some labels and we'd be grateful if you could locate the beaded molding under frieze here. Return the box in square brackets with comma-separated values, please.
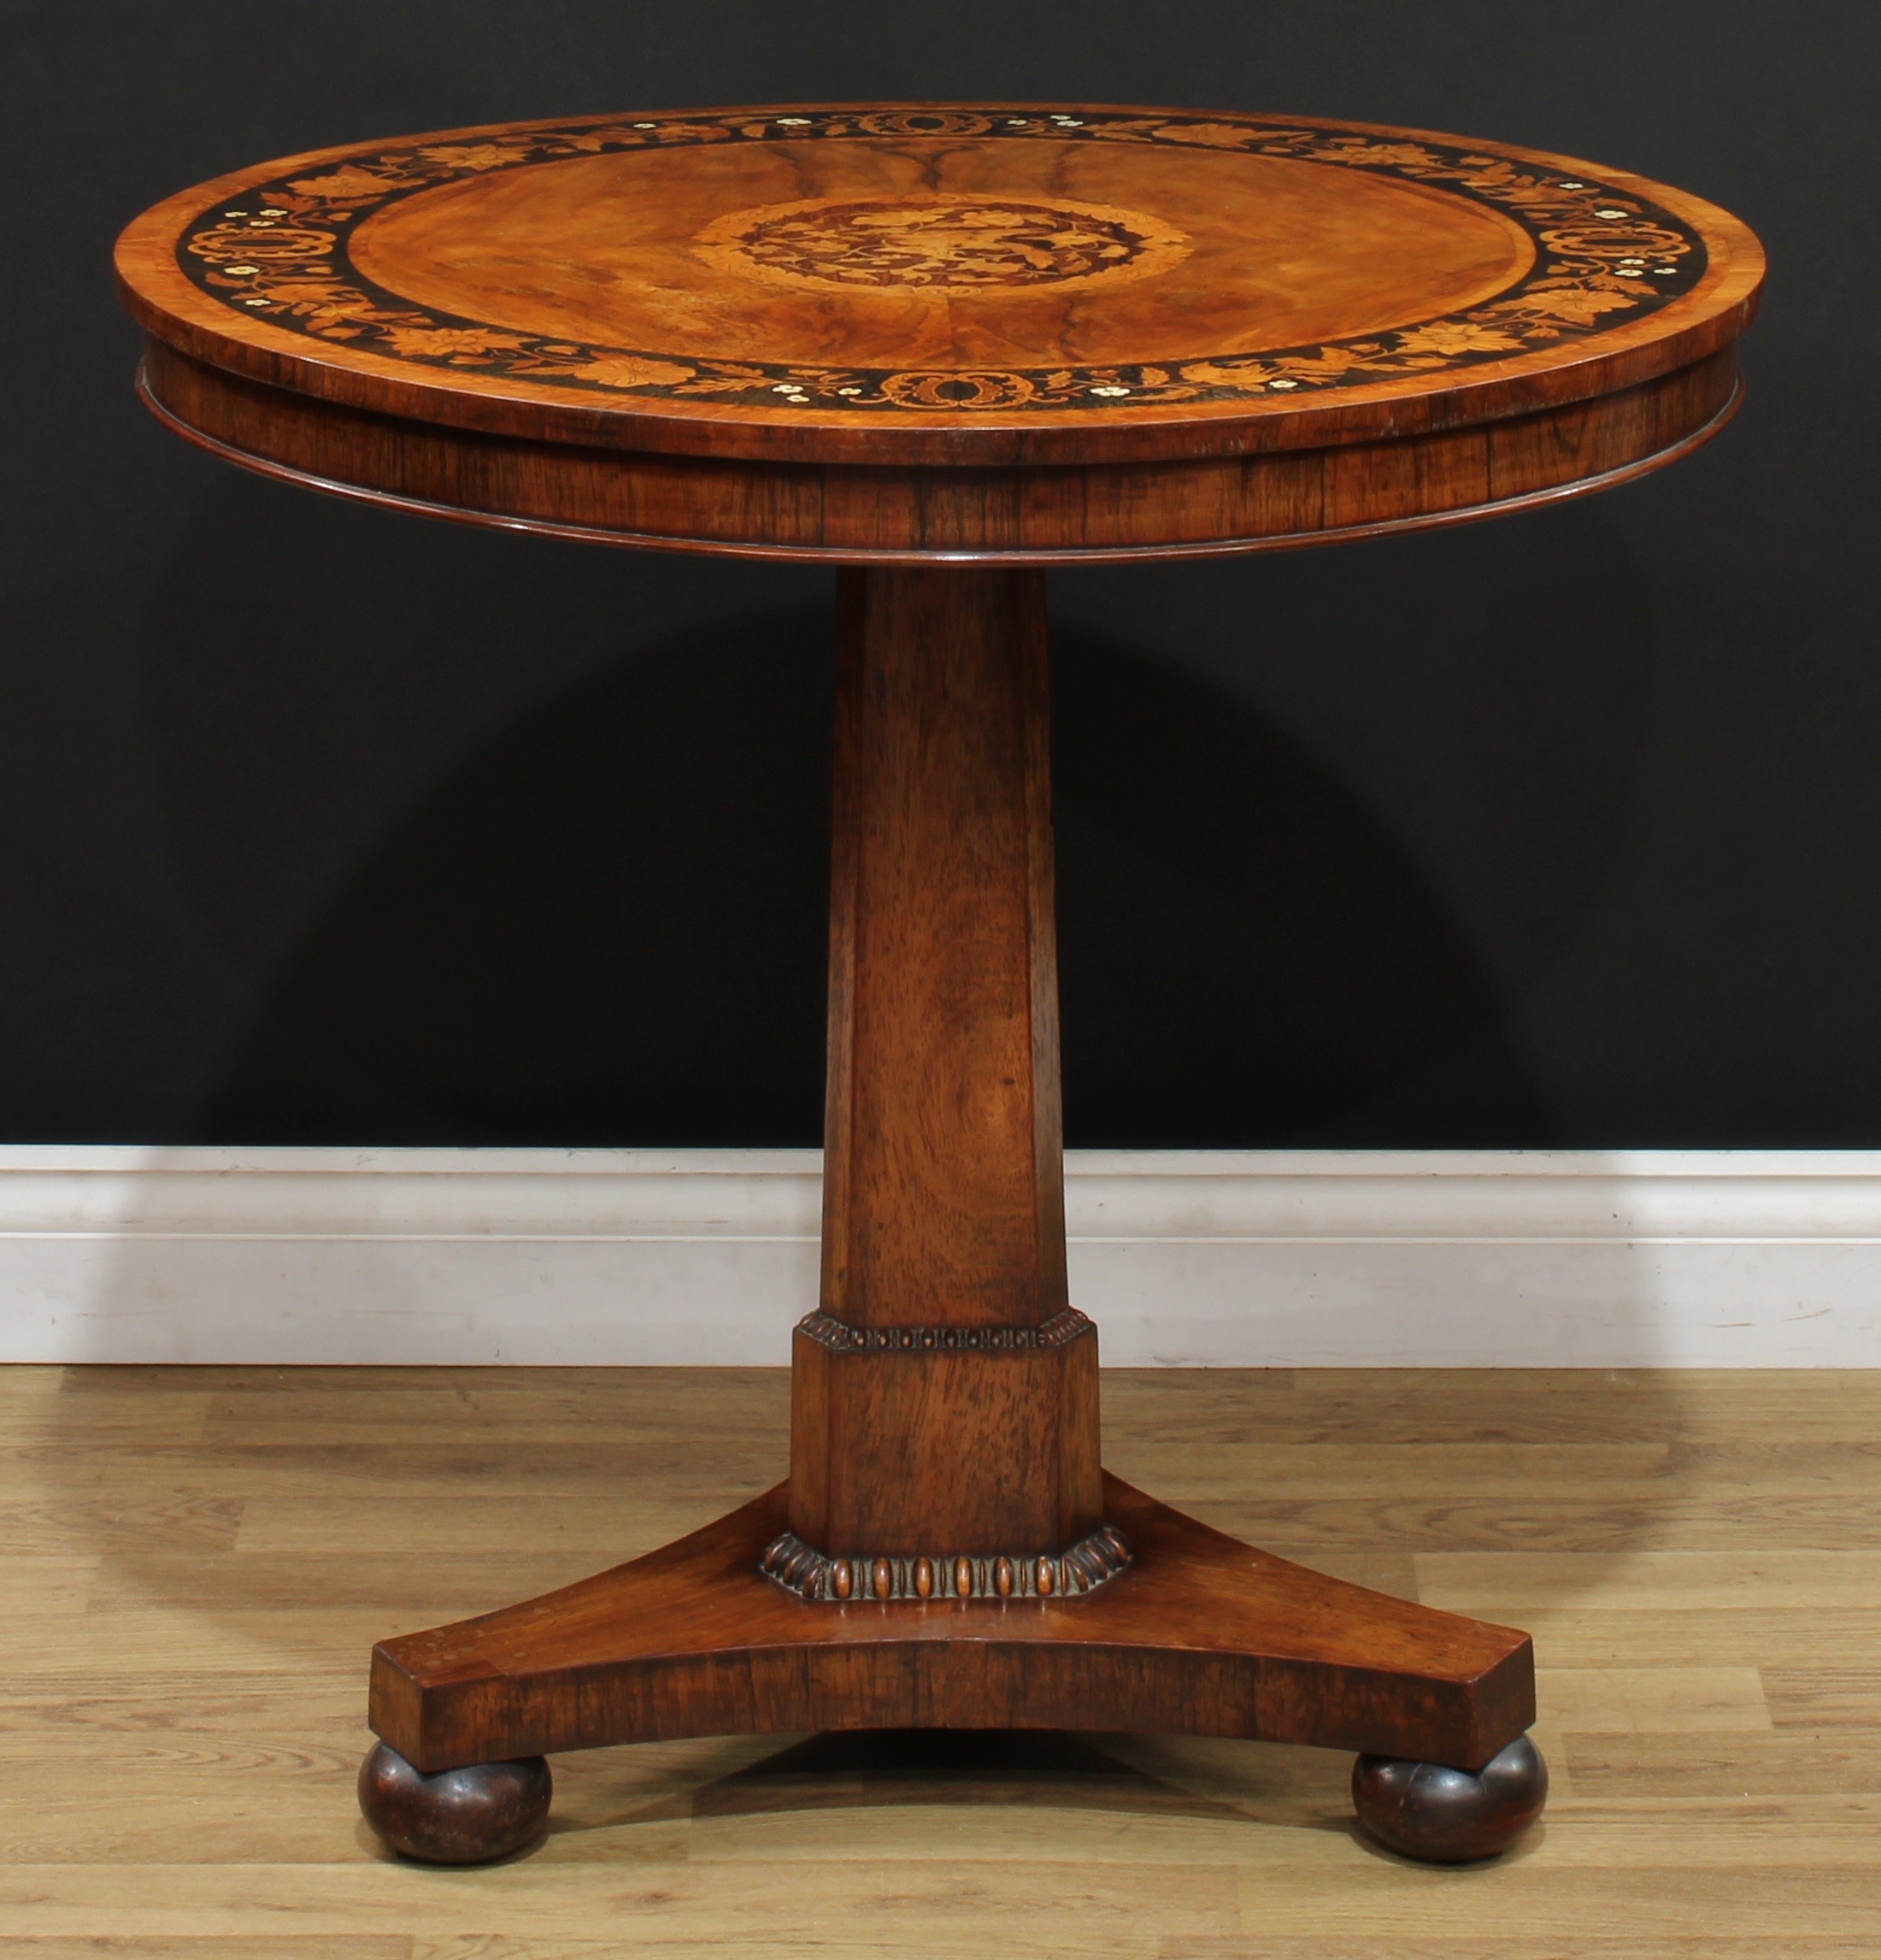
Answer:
[795, 1306, 1094, 1353]
[760, 1522, 1132, 1603]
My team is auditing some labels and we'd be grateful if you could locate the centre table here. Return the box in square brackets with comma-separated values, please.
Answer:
[115, 102, 1762, 1867]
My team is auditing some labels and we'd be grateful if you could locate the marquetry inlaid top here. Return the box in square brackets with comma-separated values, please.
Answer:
[115, 104, 1762, 466]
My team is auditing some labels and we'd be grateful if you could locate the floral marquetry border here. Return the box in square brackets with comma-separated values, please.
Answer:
[173, 108, 1709, 415]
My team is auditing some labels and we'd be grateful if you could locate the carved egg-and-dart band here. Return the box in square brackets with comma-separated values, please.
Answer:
[761, 1522, 1132, 1603]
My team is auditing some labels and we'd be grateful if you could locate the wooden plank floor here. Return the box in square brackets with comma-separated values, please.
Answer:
[1, 1364, 1876, 1957]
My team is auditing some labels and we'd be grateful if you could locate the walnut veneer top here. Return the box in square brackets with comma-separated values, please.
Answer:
[115, 103, 1762, 471]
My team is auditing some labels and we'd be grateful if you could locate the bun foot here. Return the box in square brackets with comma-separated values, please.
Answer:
[1352, 1733, 1548, 1863]
[358, 1741, 552, 1864]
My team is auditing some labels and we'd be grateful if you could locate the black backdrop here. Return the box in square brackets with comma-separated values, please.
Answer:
[4, 3, 1876, 1146]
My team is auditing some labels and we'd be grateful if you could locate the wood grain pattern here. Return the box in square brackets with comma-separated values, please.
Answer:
[115, 103, 1763, 558]
[356, 137, 1523, 336]
[3, 1364, 1877, 1952]
[133, 332, 1744, 563]
[817, 570, 1063, 1333]
[113, 106, 1763, 458]
[367, 1473, 1533, 1775]
[790, 566, 1097, 1557]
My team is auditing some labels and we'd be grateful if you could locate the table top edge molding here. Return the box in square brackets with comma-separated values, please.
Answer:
[137, 346, 1746, 565]
[114, 102, 1765, 472]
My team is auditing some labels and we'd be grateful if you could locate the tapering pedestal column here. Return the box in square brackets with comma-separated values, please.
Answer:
[785, 569, 1103, 1589]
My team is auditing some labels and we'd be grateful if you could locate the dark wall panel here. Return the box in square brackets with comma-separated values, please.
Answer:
[3, 3, 1876, 1145]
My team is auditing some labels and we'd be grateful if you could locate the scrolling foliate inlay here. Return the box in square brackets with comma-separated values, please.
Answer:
[177, 109, 1708, 415]
[694, 196, 1191, 293]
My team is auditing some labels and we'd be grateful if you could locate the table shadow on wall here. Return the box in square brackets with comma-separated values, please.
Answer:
[190, 610, 1550, 1148]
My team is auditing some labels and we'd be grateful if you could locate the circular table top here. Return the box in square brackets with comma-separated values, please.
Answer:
[117, 103, 1762, 472]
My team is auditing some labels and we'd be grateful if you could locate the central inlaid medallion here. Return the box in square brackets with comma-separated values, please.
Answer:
[695, 195, 1191, 292]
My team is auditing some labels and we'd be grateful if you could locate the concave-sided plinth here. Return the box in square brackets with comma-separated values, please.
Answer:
[363, 567, 1543, 1859]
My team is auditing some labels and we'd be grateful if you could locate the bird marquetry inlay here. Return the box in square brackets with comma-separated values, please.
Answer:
[693, 196, 1191, 293]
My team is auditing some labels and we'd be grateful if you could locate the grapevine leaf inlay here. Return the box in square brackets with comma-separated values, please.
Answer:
[176, 109, 1708, 415]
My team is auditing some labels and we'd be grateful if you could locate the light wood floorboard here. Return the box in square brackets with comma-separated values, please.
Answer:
[1, 1364, 1876, 1955]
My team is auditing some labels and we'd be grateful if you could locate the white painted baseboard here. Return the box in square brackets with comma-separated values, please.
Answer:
[1, 1147, 1876, 1367]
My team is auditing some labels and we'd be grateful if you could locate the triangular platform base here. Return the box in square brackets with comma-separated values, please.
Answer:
[370, 1473, 1533, 1778]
